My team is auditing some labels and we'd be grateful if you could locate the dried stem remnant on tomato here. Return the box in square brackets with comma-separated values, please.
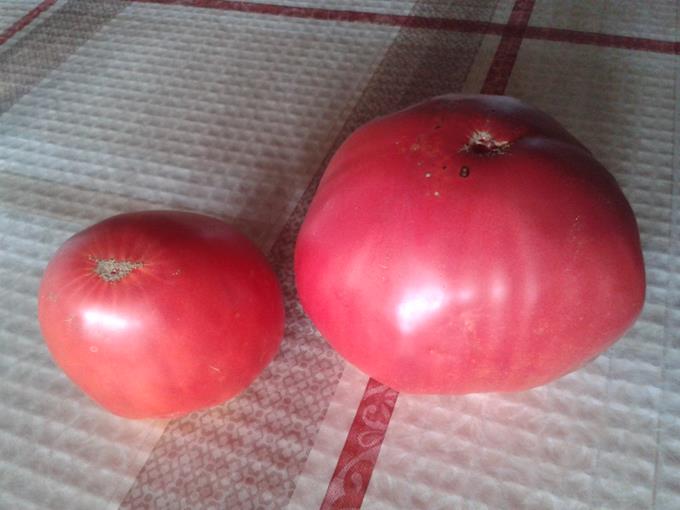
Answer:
[462, 130, 510, 156]
[93, 258, 143, 282]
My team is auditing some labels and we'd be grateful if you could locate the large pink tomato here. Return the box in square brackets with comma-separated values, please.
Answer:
[38, 211, 284, 418]
[295, 95, 645, 394]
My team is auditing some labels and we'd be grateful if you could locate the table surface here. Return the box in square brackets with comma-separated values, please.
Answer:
[1, 1, 679, 509]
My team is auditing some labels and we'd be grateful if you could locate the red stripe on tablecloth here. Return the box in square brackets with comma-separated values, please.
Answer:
[2, 0, 675, 56]
[133, 0, 680, 56]
[319, 378, 398, 510]
[319, 1, 534, 507]
[481, 0, 534, 94]
[133, 0, 506, 34]
[524, 26, 680, 54]
[0, 0, 57, 46]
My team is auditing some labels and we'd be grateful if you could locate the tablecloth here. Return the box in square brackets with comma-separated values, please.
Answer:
[1, 1, 679, 508]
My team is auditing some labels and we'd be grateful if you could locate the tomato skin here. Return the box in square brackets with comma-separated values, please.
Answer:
[38, 211, 284, 419]
[295, 95, 646, 394]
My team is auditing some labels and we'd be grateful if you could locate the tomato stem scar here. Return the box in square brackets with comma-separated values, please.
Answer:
[93, 258, 143, 282]
[461, 130, 510, 155]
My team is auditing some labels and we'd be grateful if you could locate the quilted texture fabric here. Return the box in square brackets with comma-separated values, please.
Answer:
[0, 1, 47, 35]
[1, 0, 678, 509]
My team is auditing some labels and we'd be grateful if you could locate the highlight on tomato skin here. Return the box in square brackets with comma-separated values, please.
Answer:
[294, 94, 646, 395]
[37, 210, 285, 419]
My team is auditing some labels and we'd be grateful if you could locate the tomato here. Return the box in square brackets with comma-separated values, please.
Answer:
[38, 211, 284, 418]
[295, 94, 645, 394]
